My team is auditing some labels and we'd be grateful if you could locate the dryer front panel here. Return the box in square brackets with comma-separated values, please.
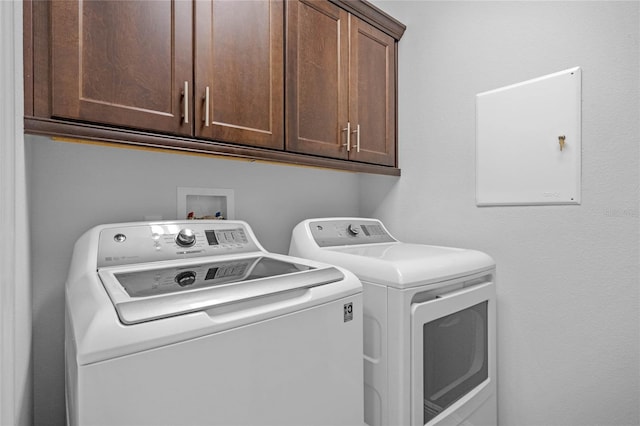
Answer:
[410, 276, 497, 426]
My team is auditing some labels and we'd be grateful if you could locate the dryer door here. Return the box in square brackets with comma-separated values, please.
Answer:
[410, 279, 496, 426]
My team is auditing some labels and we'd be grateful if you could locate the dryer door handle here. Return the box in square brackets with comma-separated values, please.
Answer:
[435, 280, 493, 301]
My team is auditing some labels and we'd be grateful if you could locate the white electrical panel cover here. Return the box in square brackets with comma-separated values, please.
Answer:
[476, 67, 581, 206]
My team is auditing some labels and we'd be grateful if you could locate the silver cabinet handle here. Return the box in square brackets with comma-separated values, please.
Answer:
[202, 86, 210, 127]
[182, 81, 189, 124]
[342, 122, 351, 152]
[353, 124, 360, 152]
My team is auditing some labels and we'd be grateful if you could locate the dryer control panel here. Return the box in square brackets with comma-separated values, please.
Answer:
[97, 221, 262, 267]
[309, 219, 396, 247]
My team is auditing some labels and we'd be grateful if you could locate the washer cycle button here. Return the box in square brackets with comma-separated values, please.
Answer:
[175, 228, 196, 247]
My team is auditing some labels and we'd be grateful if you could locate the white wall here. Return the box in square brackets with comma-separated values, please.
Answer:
[365, 1, 639, 425]
[26, 135, 361, 425]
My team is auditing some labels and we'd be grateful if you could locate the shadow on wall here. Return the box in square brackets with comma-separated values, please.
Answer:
[358, 173, 401, 219]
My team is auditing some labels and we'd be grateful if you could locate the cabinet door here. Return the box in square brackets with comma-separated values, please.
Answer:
[348, 17, 396, 166]
[286, 0, 349, 159]
[51, 1, 192, 136]
[195, 0, 284, 149]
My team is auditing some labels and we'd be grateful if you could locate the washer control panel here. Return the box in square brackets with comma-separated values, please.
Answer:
[309, 219, 396, 247]
[97, 221, 260, 267]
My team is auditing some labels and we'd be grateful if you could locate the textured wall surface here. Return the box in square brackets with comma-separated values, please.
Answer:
[363, 1, 640, 425]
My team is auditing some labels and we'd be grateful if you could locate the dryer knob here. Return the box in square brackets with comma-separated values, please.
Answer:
[176, 228, 196, 247]
[347, 224, 360, 236]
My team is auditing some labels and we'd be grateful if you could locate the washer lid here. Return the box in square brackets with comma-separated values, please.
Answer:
[98, 255, 344, 325]
[322, 242, 495, 288]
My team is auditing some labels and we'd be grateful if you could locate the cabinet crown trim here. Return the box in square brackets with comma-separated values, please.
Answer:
[328, 0, 406, 40]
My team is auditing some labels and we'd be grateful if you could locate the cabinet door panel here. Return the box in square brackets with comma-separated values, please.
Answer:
[286, 0, 349, 159]
[51, 0, 192, 136]
[349, 18, 396, 166]
[195, 0, 284, 149]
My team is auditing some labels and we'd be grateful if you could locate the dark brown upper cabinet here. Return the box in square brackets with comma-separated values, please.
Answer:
[51, 0, 193, 136]
[286, 0, 396, 166]
[25, 0, 405, 175]
[348, 18, 396, 166]
[194, 0, 284, 149]
[286, 0, 349, 161]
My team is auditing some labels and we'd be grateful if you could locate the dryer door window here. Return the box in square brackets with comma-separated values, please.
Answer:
[410, 279, 495, 426]
[422, 302, 487, 423]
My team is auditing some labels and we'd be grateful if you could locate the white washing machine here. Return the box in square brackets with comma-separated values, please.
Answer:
[290, 218, 497, 426]
[65, 220, 364, 426]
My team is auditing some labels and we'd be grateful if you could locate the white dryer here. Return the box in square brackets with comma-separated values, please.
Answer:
[65, 220, 364, 426]
[290, 218, 497, 426]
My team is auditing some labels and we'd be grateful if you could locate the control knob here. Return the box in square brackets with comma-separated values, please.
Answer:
[175, 228, 196, 247]
[175, 271, 196, 287]
[347, 224, 360, 236]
